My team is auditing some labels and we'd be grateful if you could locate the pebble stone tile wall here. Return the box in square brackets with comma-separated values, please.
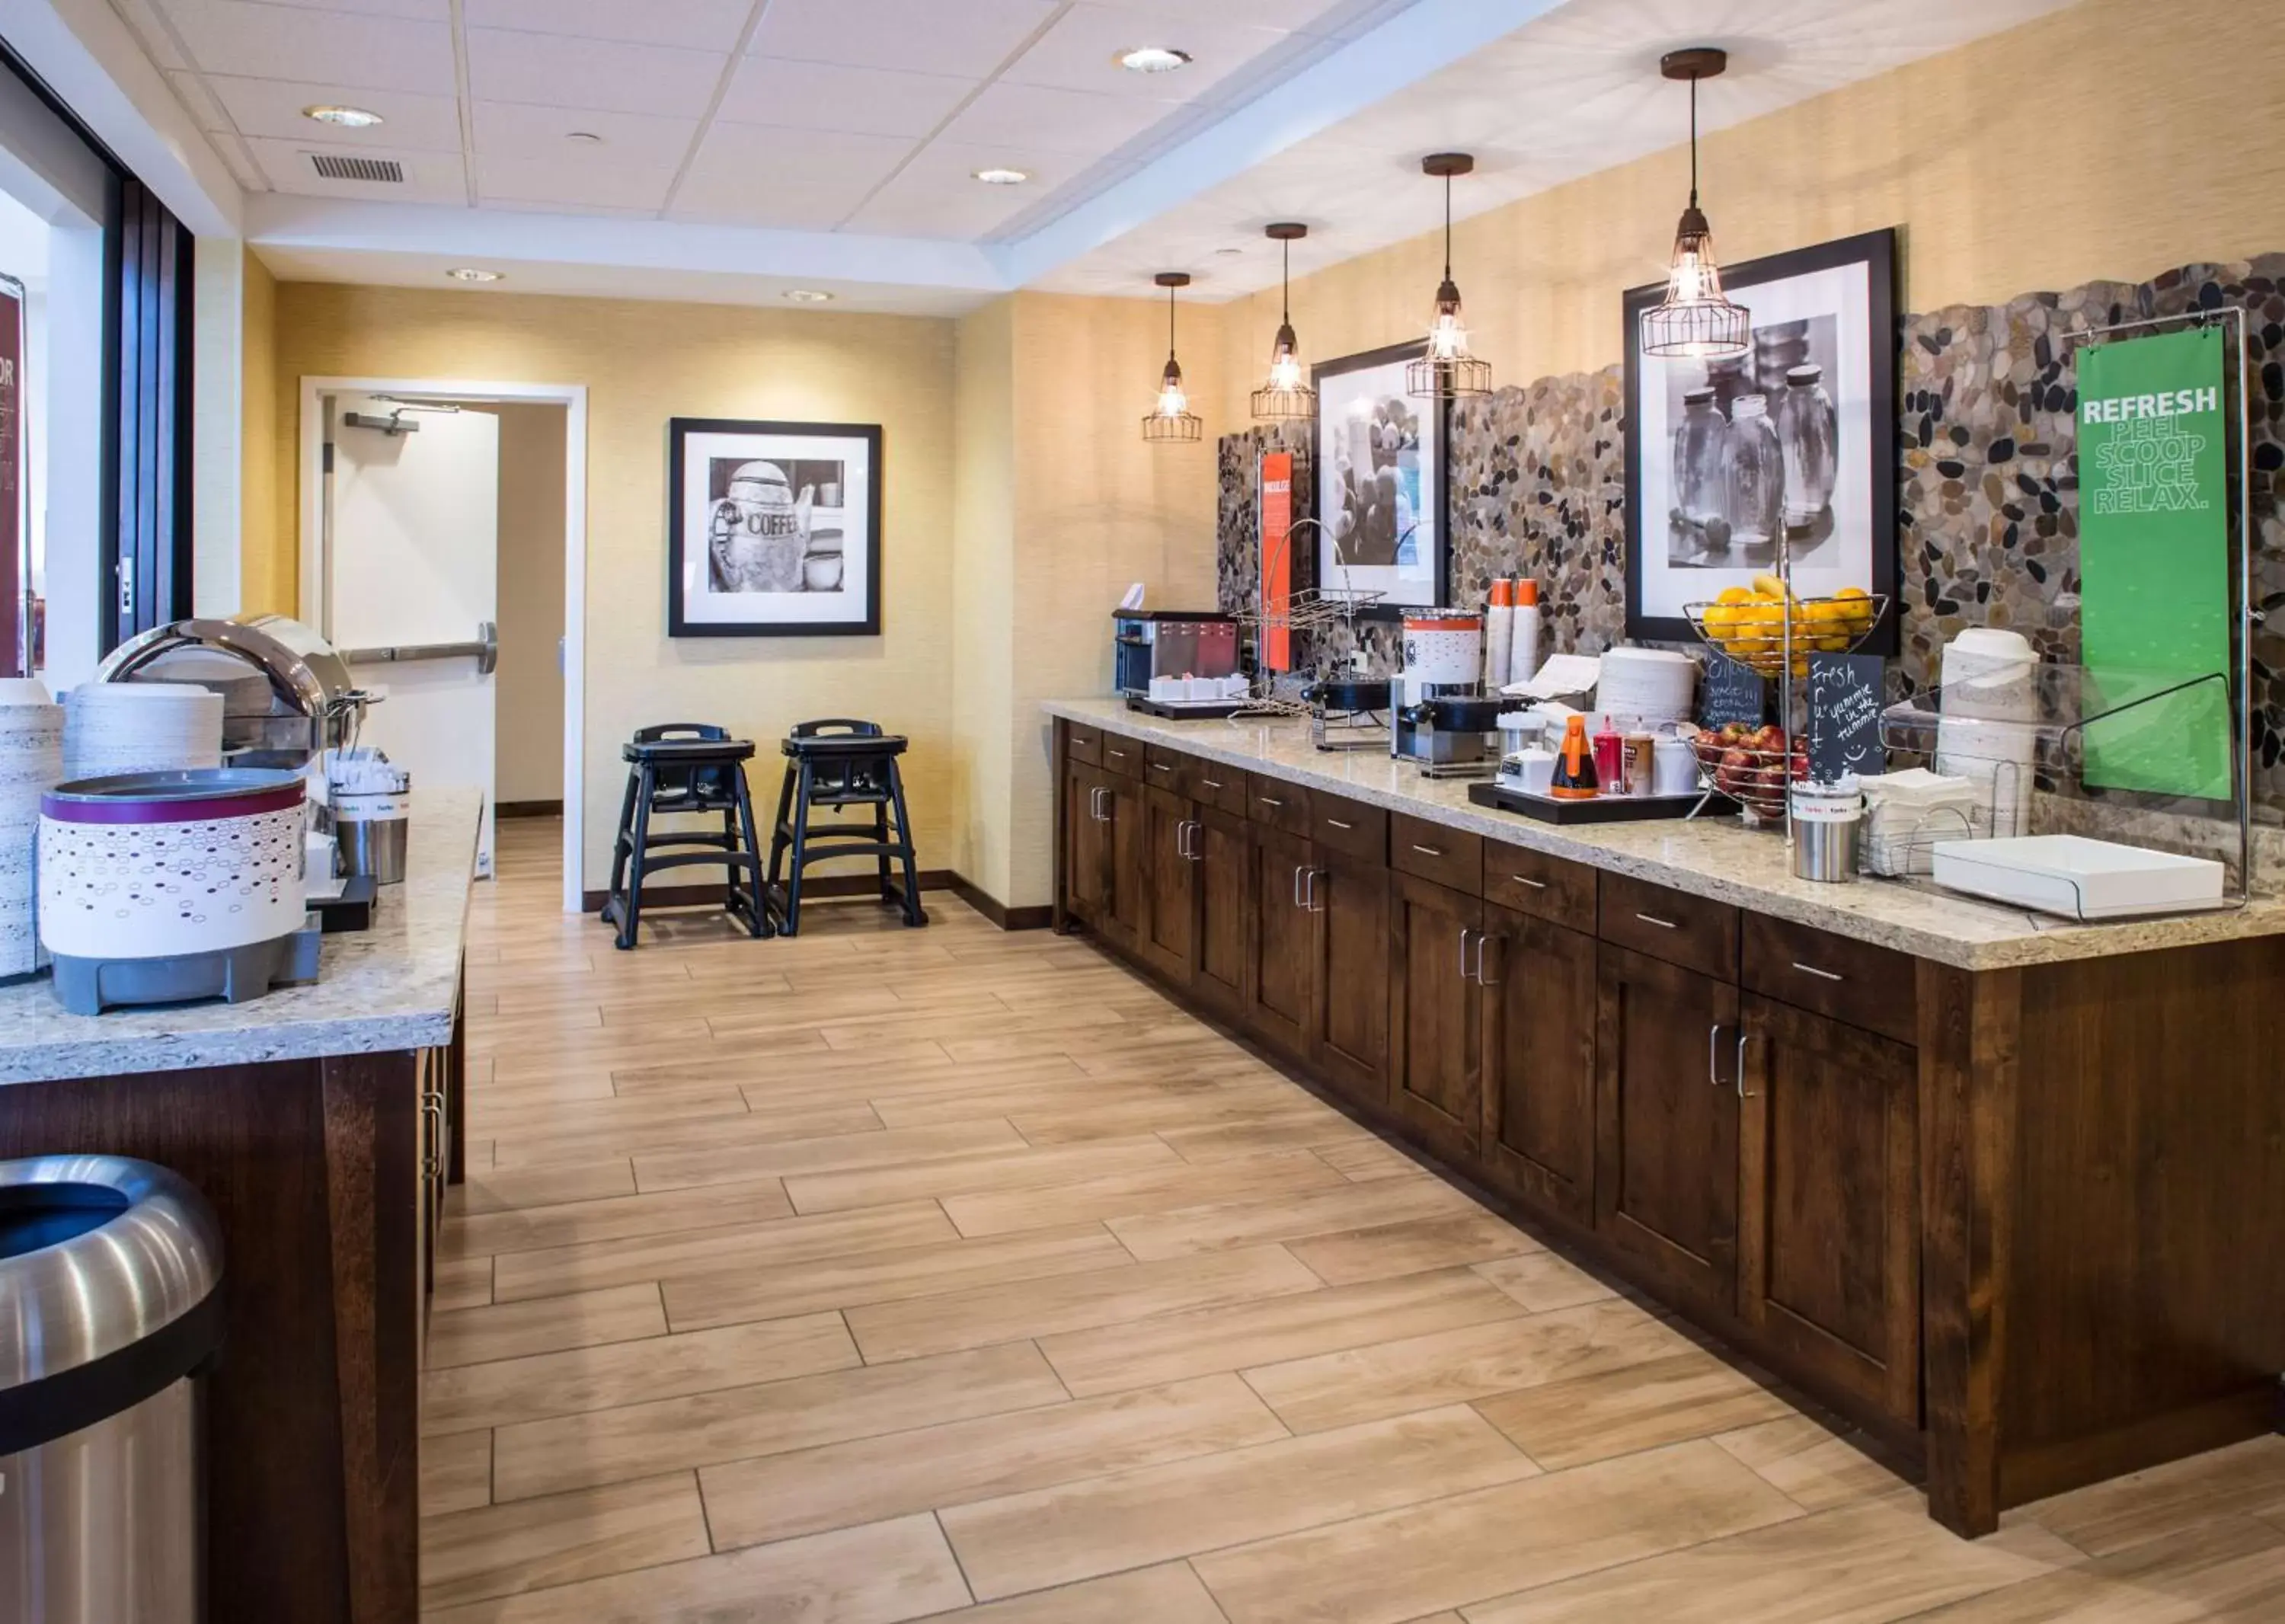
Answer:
[1218, 255, 2285, 812]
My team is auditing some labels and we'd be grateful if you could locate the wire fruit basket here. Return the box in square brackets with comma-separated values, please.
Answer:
[1683, 589, 1888, 678]
[1685, 723, 1804, 822]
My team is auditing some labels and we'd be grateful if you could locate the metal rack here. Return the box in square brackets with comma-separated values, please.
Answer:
[1229, 514, 1386, 718]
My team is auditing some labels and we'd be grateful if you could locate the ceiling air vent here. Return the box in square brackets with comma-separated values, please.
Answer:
[309, 153, 404, 184]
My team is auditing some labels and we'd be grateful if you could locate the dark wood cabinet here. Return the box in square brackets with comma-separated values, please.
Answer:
[1387, 873, 1481, 1158]
[1479, 903, 1596, 1226]
[1064, 759, 1110, 928]
[1192, 806, 1250, 1017]
[1101, 769, 1146, 952]
[1312, 849, 1389, 1109]
[1594, 941, 1740, 1316]
[1136, 784, 1196, 984]
[1246, 823, 1315, 1059]
[1738, 993, 1921, 1424]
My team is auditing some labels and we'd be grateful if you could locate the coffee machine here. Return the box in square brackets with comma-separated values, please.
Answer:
[1390, 609, 1501, 777]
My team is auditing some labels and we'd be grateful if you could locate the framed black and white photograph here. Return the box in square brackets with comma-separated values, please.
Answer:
[1623, 228, 1897, 648]
[1312, 340, 1446, 612]
[668, 417, 882, 636]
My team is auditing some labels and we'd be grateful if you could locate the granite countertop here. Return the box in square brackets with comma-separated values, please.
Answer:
[1045, 699, 2285, 972]
[0, 786, 484, 1084]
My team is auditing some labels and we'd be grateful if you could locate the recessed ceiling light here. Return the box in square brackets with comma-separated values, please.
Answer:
[444, 267, 504, 283]
[304, 104, 384, 129]
[1214, 246, 1244, 257]
[1116, 46, 1192, 74]
[972, 167, 1030, 186]
[566, 130, 603, 144]
[783, 289, 834, 303]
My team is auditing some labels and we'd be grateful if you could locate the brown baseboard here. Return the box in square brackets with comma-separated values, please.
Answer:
[946, 872, 1053, 932]
[580, 869, 954, 913]
[497, 800, 564, 819]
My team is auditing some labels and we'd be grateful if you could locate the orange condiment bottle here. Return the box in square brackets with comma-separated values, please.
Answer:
[1548, 714, 1600, 800]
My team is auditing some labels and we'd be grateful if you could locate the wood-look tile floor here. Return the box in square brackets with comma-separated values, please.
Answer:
[424, 817, 2285, 1621]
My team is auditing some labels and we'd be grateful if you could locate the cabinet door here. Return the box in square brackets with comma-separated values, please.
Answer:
[1314, 850, 1389, 1110]
[1100, 769, 1146, 951]
[1738, 995, 1920, 1424]
[1480, 903, 1596, 1226]
[1594, 942, 1740, 1314]
[1136, 785, 1196, 985]
[1245, 825, 1316, 1059]
[1193, 806, 1251, 1016]
[1064, 761, 1109, 925]
[1388, 874, 1482, 1160]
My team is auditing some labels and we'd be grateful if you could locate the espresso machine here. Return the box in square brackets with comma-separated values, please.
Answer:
[1390, 609, 1502, 778]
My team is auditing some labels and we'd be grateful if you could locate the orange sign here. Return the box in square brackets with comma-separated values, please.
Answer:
[1260, 452, 1293, 671]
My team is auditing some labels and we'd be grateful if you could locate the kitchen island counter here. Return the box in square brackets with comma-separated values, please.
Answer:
[1043, 699, 2282, 970]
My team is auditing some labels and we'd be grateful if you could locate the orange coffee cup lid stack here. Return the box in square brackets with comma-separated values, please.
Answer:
[1516, 578, 1540, 607]
[1489, 579, 1513, 607]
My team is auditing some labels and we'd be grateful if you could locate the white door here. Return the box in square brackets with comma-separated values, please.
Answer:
[325, 393, 499, 874]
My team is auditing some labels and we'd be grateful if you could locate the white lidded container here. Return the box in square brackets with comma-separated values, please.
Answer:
[38, 769, 307, 962]
[1400, 611, 1484, 686]
[1930, 835, 2226, 919]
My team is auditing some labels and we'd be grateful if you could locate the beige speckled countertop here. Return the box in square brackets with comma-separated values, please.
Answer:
[0, 786, 482, 1083]
[1046, 699, 2285, 972]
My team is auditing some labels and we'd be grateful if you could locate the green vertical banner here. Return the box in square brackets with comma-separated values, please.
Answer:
[2077, 326, 2233, 799]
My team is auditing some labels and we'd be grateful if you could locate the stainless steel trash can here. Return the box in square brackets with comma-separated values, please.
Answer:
[0, 1156, 224, 1624]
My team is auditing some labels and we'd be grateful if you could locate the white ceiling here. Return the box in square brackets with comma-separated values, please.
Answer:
[109, 0, 1424, 239]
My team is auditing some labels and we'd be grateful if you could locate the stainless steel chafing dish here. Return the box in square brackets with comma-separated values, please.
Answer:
[93, 614, 373, 771]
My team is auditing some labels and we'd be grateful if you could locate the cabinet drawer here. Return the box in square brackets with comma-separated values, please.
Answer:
[1246, 773, 1312, 836]
[1064, 722, 1103, 767]
[1599, 871, 1737, 980]
[1741, 913, 1918, 1047]
[1142, 744, 1189, 795]
[1309, 798, 1388, 865]
[1098, 735, 1144, 778]
[1185, 757, 1249, 817]
[1391, 814, 1481, 894]
[1484, 843, 1596, 932]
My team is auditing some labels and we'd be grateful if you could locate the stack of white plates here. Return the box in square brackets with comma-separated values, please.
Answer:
[1596, 647, 1699, 725]
[64, 682, 225, 782]
[0, 679, 63, 978]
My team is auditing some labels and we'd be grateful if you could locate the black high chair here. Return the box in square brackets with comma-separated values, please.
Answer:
[599, 724, 771, 949]
[765, 719, 927, 936]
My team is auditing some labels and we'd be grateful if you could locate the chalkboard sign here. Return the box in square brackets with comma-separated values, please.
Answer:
[1696, 657, 1768, 729]
[1807, 654, 1887, 780]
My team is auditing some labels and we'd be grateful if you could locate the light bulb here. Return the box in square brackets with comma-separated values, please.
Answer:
[1429, 310, 1468, 360]
[1156, 383, 1190, 417]
[1671, 248, 1708, 302]
[1267, 353, 1304, 391]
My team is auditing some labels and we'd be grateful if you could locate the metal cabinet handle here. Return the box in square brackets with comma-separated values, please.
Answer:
[1475, 931, 1500, 986]
[1790, 961, 1846, 983]
[1736, 1029, 1757, 1100]
[1304, 868, 1325, 912]
[1150, 760, 1174, 773]
[1172, 820, 1188, 860]
[1258, 795, 1285, 809]
[1292, 863, 1307, 908]
[1107, 746, 1129, 757]
[1635, 913, 1679, 930]
[1708, 1022, 1726, 1088]
[1459, 927, 1475, 982]
[1181, 820, 1203, 862]
[1202, 778, 1224, 790]
[1090, 786, 1110, 821]
[1326, 818, 1356, 831]
[1412, 843, 1446, 858]
[1510, 874, 1548, 890]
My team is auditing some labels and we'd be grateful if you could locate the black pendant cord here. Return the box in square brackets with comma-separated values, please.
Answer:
[1281, 238, 1293, 324]
[1167, 283, 1180, 365]
[1442, 173, 1455, 282]
[1688, 73, 1700, 209]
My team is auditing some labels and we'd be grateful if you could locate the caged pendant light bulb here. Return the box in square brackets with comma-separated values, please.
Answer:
[1407, 154, 1491, 400]
[1142, 272, 1203, 443]
[1639, 47, 1752, 361]
[1251, 222, 1318, 422]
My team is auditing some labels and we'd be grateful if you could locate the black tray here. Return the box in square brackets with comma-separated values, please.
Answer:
[1126, 695, 1250, 721]
[311, 872, 379, 933]
[1468, 780, 1733, 824]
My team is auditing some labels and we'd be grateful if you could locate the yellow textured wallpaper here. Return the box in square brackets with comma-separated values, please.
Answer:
[1214, 0, 2285, 417]
[267, 283, 957, 894]
[951, 297, 1018, 901]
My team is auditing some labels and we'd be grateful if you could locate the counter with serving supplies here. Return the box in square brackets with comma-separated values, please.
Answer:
[0, 785, 481, 1624]
[1045, 698, 2285, 1538]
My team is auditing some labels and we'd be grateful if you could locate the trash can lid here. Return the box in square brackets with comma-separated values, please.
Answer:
[0, 1156, 224, 1453]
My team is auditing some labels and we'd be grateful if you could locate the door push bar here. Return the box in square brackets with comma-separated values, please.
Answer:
[340, 621, 499, 676]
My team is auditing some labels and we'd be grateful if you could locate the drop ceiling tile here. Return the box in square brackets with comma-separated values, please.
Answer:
[205, 74, 465, 149]
[1002, 4, 1293, 101]
[235, 0, 449, 19]
[845, 140, 1093, 238]
[669, 173, 875, 232]
[165, 70, 232, 133]
[462, 0, 756, 51]
[473, 102, 699, 168]
[840, 186, 1034, 240]
[113, 0, 190, 71]
[941, 81, 1183, 157]
[465, 27, 727, 117]
[671, 123, 915, 226]
[241, 135, 468, 203]
[476, 154, 676, 211]
[721, 57, 978, 139]
[159, 2, 457, 93]
[749, 0, 1059, 78]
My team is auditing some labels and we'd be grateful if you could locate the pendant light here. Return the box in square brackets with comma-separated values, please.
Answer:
[1251, 222, 1317, 422]
[1141, 272, 1203, 444]
[1639, 47, 1751, 361]
[1407, 152, 1491, 401]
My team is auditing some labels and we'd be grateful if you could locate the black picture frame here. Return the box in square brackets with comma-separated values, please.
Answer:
[1622, 227, 1899, 651]
[1311, 339, 1449, 616]
[667, 417, 884, 637]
